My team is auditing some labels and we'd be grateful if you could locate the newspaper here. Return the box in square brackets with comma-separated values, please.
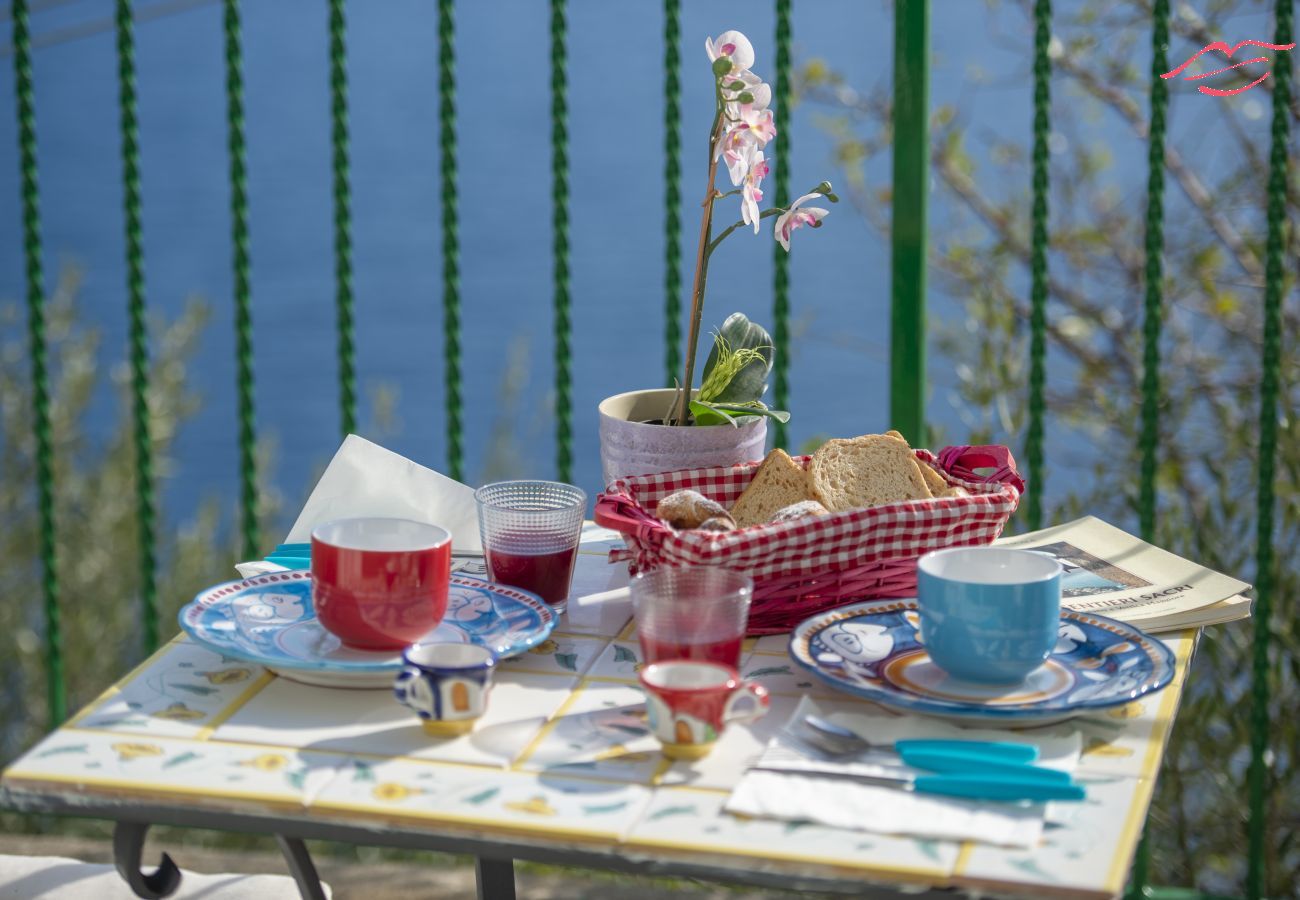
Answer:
[994, 516, 1252, 633]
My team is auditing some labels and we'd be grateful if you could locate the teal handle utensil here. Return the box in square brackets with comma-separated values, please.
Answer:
[264, 553, 310, 568]
[274, 543, 311, 554]
[896, 747, 1071, 780]
[896, 738, 1037, 763]
[912, 773, 1085, 802]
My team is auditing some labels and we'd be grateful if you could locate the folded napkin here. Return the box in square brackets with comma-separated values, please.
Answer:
[725, 697, 1082, 848]
[235, 435, 483, 578]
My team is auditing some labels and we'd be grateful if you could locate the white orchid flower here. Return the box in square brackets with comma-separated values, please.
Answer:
[741, 148, 769, 233]
[705, 30, 755, 73]
[775, 191, 830, 252]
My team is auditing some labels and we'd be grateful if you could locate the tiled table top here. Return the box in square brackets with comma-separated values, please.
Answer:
[1, 526, 1198, 900]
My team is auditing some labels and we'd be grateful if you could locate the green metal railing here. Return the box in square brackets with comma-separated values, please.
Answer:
[7, 1, 1292, 895]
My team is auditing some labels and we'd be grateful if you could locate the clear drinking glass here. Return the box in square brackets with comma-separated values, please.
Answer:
[475, 480, 587, 613]
[630, 567, 754, 671]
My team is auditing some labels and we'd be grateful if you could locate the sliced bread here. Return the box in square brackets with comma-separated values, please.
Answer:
[883, 429, 947, 496]
[808, 435, 933, 512]
[730, 449, 809, 527]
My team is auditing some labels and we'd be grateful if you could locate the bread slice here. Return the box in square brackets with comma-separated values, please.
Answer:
[809, 435, 933, 512]
[730, 449, 809, 527]
[883, 430, 946, 496]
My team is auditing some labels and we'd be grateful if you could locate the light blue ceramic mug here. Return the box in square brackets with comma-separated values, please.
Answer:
[916, 547, 1063, 684]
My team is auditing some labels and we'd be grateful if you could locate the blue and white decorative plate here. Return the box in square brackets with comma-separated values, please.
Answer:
[789, 599, 1176, 725]
[179, 571, 555, 689]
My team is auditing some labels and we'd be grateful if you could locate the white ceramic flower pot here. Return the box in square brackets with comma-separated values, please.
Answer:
[597, 388, 768, 488]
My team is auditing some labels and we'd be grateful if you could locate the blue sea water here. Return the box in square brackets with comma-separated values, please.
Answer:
[0, 0, 1260, 538]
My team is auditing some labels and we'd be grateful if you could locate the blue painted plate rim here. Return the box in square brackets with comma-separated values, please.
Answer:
[787, 598, 1176, 719]
[178, 570, 556, 674]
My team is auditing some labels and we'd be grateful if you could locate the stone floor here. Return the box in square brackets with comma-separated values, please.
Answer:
[0, 833, 811, 899]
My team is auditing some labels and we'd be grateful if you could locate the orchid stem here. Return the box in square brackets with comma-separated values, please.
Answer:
[707, 207, 784, 257]
[674, 94, 726, 427]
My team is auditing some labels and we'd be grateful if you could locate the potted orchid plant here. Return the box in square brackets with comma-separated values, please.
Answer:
[598, 29, 837, 486]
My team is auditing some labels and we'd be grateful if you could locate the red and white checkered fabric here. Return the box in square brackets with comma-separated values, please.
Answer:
[593, 446, 1023, 634]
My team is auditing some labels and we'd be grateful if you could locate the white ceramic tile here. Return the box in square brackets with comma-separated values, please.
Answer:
[498, 634, 608, 678]
[312, 757, 653, 841]
[73, 640, 270, 739]
[586, 639, 645, 682]
[213, 671, 574, 768]
[579, 522, 628, 557]
[514, 681, 662, 783]
[628, 787, 960, 883]
[4, 729, 346, 808]
[738, 656, 844, 700]
[750, 633, 792, 655]
[1072, 679, 1185, 779]
[955, 774, 1148, 898]
[559, 556, 630, 636]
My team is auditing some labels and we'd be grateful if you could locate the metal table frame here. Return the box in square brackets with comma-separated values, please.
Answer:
[2, 788, 960, 899]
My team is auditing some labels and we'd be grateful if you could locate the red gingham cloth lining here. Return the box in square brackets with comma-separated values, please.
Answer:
[594, 448, 1021, 581]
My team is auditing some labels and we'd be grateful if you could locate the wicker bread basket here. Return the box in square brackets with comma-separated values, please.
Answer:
[593, 445, 1024, 634]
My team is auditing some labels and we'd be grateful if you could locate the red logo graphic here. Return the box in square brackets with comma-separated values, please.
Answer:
[1162, 40, 1295, 96]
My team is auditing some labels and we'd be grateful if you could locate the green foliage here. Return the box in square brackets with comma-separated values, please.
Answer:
[803, 2, 1297, 894]
[0, 266, 280, 761]
[692, 312, 789, 426]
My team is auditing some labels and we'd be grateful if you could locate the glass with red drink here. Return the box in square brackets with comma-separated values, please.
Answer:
[475, 480, 587, 613]
[629, 567, 753, 670]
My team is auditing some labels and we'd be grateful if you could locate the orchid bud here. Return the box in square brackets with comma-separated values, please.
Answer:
[712, 58, 732, 77]
[738, 92, 754, 105]
[727, 80, 747, 91]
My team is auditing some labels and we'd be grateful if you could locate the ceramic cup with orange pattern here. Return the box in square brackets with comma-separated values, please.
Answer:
[393, 642, 495, 736]
[638, 660, 769, 760]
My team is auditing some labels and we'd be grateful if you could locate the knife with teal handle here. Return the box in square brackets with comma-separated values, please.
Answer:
[756, 766, 1085, 802]
[894, 747, 1072, 781]
[893, 738, 1037, 764]
[908, 772, 1085, 802]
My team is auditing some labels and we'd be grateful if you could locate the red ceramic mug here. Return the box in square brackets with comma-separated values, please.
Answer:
[638, 660, 770, 760]
[311, 517, 452, 650]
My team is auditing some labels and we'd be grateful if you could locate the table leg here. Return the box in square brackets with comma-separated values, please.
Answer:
[475, 855, 516, 900]
[112, 822, 182, 899]
[275, 835, 328, 900]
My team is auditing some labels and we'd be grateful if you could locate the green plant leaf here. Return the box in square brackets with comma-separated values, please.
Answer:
[698, 313, 774, 403]
[689, 400, 740, 427]
[693, 399, 791, 425]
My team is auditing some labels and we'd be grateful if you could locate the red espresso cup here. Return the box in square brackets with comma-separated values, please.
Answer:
[311, 518, 452, 650]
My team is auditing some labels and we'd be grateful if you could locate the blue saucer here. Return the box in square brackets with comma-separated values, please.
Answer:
[789, 599, 1175, 725]
[179, 571, 555, 689]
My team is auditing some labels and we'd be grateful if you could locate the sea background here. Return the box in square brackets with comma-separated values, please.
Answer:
[0, 0, 1268, 537]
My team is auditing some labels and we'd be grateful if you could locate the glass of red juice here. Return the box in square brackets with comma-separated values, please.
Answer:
[629, 567, 754, 670]
[475, 481, 587, 613]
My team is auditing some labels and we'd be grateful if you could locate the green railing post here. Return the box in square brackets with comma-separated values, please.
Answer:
[224, 0, 259, 559]
[771, 0, 791, 449]
[889, 0, 928, 446]
[1126, 3, 1170, 895]
[10, 0, 65, 726]
[550, 0, 572, 483]
[330, 0, 356, 439]
[438, 0, 463, 482]
[1247, 4, 1292, 896]
[663, 0, 681, 388]
[1025, 0, 1051, 531]
[114, 0, 159, 654]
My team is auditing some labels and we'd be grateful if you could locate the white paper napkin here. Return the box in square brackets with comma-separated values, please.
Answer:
[724, 697, 1083, 848]
[233, 435, 482, 578]
[285, 435, 483, 552]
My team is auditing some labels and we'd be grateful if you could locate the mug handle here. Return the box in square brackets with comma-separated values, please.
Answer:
[723, 681, 770, 725]
[393, 666, 431, 714]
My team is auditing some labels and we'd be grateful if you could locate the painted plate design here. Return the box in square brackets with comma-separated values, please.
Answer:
[179, 571, 555, 689]
[788, 599, 1176, 725]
